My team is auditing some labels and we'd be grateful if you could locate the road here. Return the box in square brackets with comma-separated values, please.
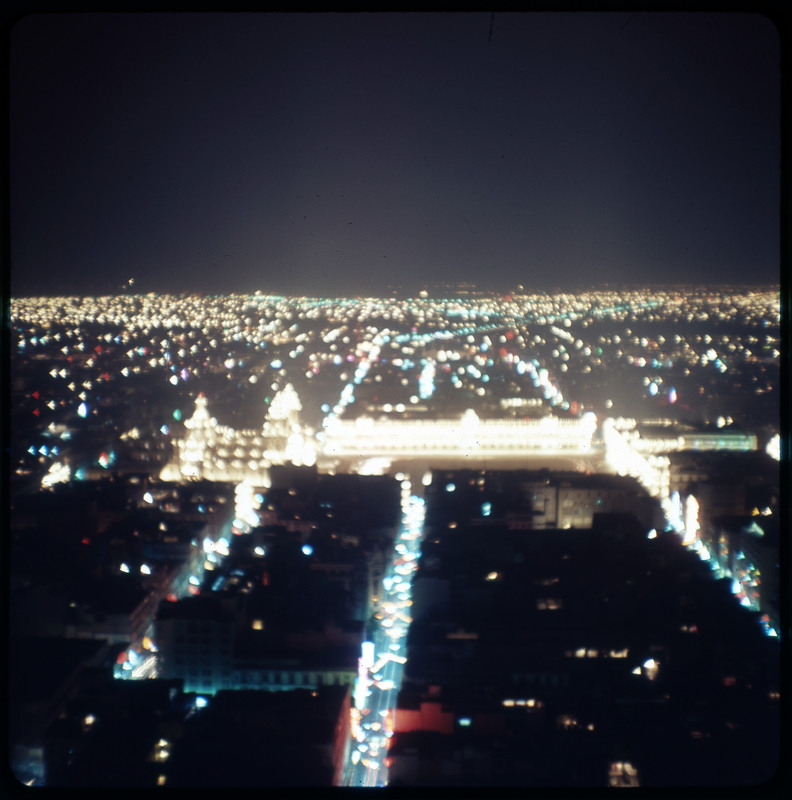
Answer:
[341, 481, 425, 787]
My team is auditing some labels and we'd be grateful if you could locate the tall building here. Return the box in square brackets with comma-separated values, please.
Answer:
[155, 596, 238, 694]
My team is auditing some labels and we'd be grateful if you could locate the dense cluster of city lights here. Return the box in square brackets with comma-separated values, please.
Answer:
[11, 288, 779, 504]
[602, 420, 671, 497]
[10, 286, 780, 702]
[11, 289, 779, 421]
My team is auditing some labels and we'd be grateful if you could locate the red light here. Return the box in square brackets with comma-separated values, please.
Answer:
[167, 593, 177, 602]
[117, 651, 127, 664]
[81, 537, 90, 545]
[33, 409, 40, 416]
[32, 391, 40, 399]
[94, 345, 102, 354]
[188, 585, 200, 595]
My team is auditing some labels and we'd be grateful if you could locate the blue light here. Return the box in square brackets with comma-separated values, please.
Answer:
[482, 502, 492, 517]
[302, 544, 314, 556]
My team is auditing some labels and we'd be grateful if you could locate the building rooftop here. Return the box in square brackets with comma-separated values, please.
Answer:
[10, 636, 110, 707]
[156, 594, 235, 623]
[164, 686, 348, 787]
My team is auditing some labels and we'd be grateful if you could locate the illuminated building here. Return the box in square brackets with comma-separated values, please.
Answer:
[162, 381, 756, 532]
[163, 394, 602, 484]
[321, 410, 600, 464]
[160, 384, 316, 484]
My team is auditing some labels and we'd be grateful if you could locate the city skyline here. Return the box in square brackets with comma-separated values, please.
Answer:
[8, 283, 781, 788]
[10, 11, 781, 298]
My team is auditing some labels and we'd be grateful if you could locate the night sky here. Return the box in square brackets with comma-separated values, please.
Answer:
[10, 12, 780, 298]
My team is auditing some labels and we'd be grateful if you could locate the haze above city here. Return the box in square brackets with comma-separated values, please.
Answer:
[10, 11, 780, 298]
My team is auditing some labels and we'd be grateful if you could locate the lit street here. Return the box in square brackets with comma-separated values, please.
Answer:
[341, 485, 425, 787]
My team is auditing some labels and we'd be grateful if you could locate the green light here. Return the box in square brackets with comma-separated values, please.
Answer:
[173, 409, 182, 421]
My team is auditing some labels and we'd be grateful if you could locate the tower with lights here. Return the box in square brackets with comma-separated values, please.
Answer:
[179, 393, 217, 478]
[263, 384, 316, 467]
